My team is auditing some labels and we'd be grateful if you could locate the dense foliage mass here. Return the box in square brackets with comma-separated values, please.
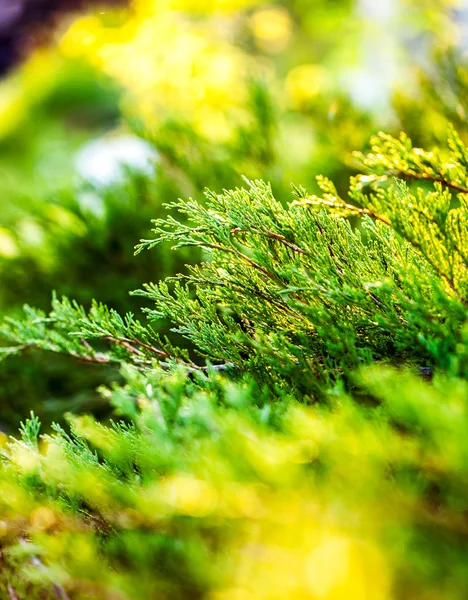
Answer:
[0, 126, 467, 599]
[0, 0, 466, 425]
[1, 1, 468, 598]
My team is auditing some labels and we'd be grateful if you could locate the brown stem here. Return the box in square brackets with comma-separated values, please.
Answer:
[315, 221, 344, 277]
[203, 241, 277, 281]
[7, 585, 21, 600]
[69, 351, 112, 364]
[230, 227, 306, 254]
[158, 361, 236, 373]
[80, 337, 93, 352]
[300, 195, 392, 227]
[103, 337, 146, 357]
[8, 342, 235, 374]
[103, 336, 199, 369]
[119, 337, 171, 359]
[387, 169, 468, 195]
[17, 343, 113, 365]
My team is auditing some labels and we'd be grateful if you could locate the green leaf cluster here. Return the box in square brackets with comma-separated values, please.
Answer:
[1, 127, 468, 598]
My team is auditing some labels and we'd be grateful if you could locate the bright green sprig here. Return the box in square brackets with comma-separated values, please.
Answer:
[0, 293, 188, 369]
[136, 174, 467, 385]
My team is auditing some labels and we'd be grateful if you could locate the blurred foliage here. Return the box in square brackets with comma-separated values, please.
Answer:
[2, 366, 468, 599]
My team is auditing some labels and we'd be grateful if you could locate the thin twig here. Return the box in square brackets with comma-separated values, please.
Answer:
[80, 337, 93, 352]
[7, 341, 234, 374]
[202, 241, 277, 281]
[230, 227, 307, 254]
[7, 585, 20, 600]
[315, 221, 345, 277]
[103, 337, 145, 357]
[115, 337, 171, 359]
[387, 169, 468, 195]
[15, 343, 113, 365]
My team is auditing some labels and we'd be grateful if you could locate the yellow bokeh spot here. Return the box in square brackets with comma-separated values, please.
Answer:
[59, 16, 105, 58]
[57, 1, 255, 141]
[19, 49, 62, 94]
[0, 229, 19, 258]
[210, 588, 255, 600]
[286, 64, 330, 108]
[161, 476, 218, 516]
[251, 7, 293, 53]
[10, 444, 41, 475]
[169, 0, 259, 12]
[0, 81, 26, 138]
[0, 49, 63, 141]
[306, 537, 390, 600]
[30, 506, 57, 531]
[221, 482, 269, 519]
[0, 521, 8, 537]
[192, 108, 233, 142]
[46, 205, 87, 237]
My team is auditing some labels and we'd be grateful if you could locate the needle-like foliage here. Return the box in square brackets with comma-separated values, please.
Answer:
[2, 129, 468, 390]
[136, 130, 468, 386]
[1, 128, 468, 599]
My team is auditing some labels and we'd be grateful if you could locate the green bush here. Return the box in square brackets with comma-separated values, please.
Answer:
[1, 0, 468, 430]
[0, 126, 467, 598]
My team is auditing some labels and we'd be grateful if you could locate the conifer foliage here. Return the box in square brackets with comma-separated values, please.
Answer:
[0, 128, 468, 598]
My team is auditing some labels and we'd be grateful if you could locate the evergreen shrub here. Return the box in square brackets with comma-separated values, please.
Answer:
[0, 126, 467, 599]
